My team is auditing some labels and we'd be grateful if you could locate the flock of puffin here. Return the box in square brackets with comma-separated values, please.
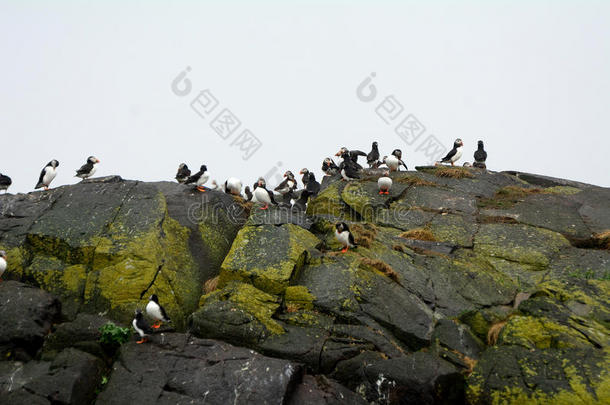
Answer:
[0, 139, 487, 342]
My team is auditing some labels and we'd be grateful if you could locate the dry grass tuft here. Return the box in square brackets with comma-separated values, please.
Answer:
[400, 228, 436, 241]
[430, 166, 475, 179]
[285, 303, 300, 313]
[395, 176, 438, 187]
[360, 257, 401, 284]
[462, 355, 478, 375]
[393, 244, 408, 253]
[350, 223, 378, 248]
[203, 276, 219, 294]
[593, 230, 610, 250]
[478, 186, 547, 209]
[487, 320, 508, 346]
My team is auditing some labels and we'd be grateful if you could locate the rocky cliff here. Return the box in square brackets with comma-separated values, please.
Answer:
[0, 168, 608, 404]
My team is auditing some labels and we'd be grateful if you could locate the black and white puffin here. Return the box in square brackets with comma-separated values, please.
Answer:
[0, 173, 12, 193]
[292, 189, 311, 212]
[322, 158, 339, 176]
[473, 140, 487, 168]
[378, 171, 392, 195]
[253, 177, 277, 210]
[274, 171, 297, 204]
[175, 163, 191, 183]
[75, 156, 100, 179]
[0, 250, 6, 281]
[305, 172, 321, 195]
[335, 147, 366, 169]
[339, 152, 361, 181]
[146, 294, 171, 329]
[185, 165, 210, 192]
[132, 309, 152, 344]
[439, 139, 464, 166]
[35, 160, 59, 190]
[299, 168, 310, 187]
[384, 149, 408, 172]
[367, 141, 380, 168]
[335, 222, 357, 253]
[223, 177, 243, 195]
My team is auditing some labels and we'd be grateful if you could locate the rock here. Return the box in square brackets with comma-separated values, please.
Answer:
[218, 223, 319, 295]
[42, 313, 115, 360]
[432, 319, 484, 360]
[0, 348, 104, 405]
[467, 346, 610, 404]
[96, 333, 303, 405]
[287, 374, 368, 405]
[0, 281, 61, 361]
[0, 180, 247, 327]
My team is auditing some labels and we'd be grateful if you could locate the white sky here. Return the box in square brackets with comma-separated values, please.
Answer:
[1, 0, 609, 193]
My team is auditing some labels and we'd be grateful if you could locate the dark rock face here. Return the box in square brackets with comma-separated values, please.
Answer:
[1, 169, 609, 404]
[0, 281, 61, 361]
[0, 348, 104, 405]
[96, 333, 303, 405]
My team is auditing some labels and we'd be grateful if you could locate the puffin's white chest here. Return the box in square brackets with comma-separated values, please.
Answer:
[385, 156, 400, 170]
[196, 173, 210, 186]
[340, 169, 355, 181]
[226, 178, 242, 195]
[451, 147, 463, 163]
[254, 187, 271, 204]
[146, 301, 163, 321]
[132, 318, 145, 337]
[335, 230, 353, 247]
[0, 258, 6, 276]
[378, 176, 392, 191]
[43, 167, 57, 185]
[86, 164, 97, 178]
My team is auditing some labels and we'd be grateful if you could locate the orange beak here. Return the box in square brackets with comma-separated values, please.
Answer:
[97, 159, 101, 163]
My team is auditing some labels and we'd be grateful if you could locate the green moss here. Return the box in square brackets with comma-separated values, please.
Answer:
[499, 316, 592, 349]
[219, 224, 319, 295]
[545, 186, 582, 195]
[307, 182, 352, 218]
[284, 285, 316, 310]
[201, 281, 284, 335]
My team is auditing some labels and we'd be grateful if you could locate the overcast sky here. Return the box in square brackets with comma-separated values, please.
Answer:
[1, 1, 609, 194]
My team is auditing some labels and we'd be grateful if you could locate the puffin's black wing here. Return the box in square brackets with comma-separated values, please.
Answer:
[0, 174, 11, 187]
[244, 186, 253, 201]
[35, 167, 47, 189]
[367, 149, 379, 165]
[159, 304, 171, 322]
[76, 162, 93, 176]
[306, 174, 321, 195]
[344, 163, 361, 179]
[274, 178, 289, 192]
[350, 150, 367, 160]
[348, 232, 357, 247]
[185, 170, 202, 184]
[474, 149, 487, 162]
[399, 159, 408, 171]
[267, 189, 278, 205]
[136, 317, 153, 334]
[440, 148, 457, 162]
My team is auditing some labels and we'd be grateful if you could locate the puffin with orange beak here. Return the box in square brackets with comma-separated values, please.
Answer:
[253, 177, 277, 210]
[439, 139, 464, 166]
[75, 156, 100, 179]
[185, 165, 210, 192]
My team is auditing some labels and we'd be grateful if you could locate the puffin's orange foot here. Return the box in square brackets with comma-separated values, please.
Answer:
[384, 191, 390, 195]
[260, 205, 269, 210]
[378, 191, 384, 195]
[136, 338, 148, 344]
[197, 186, 206, 192]
[152, 324, 161, 329]
[340, 247, 348, 253]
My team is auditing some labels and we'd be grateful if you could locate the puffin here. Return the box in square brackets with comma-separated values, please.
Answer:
[299, 168, 310, 187]
[473, 140, 487, 168]
[253, 177, 277, 210]
[0, 250, 6, 281]
[132, 309, 152, 344]
[439, 139, 464, 166]
[322, 158, 339, 176]
[175, 163, 191, 183]
[0, 173, 12, 193]
[146, 294, 171, 329]
[305, 172, 321, 195]
[384, 149, 408, 172]
[292, 189, 311, 212]
[378, 171, 392, 195]
[367, 141, 380, 168]
[244, 186, 253, 202]
[185, 165, 210, 192]
[35, 160, 59, 190]
[75, 156, 100, 180]
[339, 151, 361, 181]
[335, 147, 366, 169]
[223, 177, 243, 196]
[335, 222, 357, 253]
[274, 171, 297, 204]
